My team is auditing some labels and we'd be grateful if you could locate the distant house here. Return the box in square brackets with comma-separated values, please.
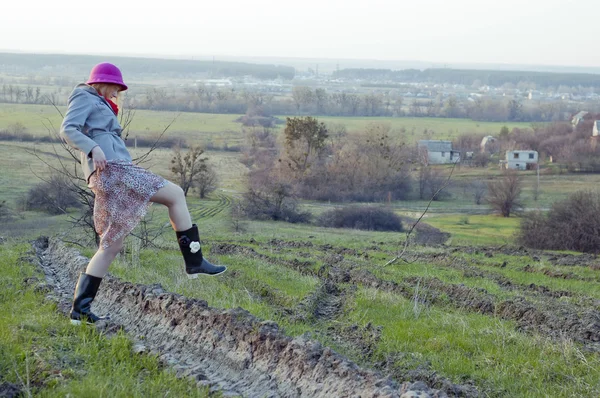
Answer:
[195, 78, 232, 87]
[418, 140, 460, 165]
[572, 111, 588, 127]
[593, 121, 600, 137]
[504, 150, 538, 170]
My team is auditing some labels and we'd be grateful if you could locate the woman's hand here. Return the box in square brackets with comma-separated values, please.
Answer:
[91, 146, 107, 171]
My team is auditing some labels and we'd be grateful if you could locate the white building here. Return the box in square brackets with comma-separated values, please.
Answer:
[418, 140, 460, 165]
[572, 111, 588, 127]
[195, 79, 233, 87]
[593, 121, 600, 136]
[504, 150, 538, 170]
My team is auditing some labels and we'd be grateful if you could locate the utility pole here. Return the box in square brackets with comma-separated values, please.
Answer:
[535, 161, 540, 202]
[537, 162, 540, 192]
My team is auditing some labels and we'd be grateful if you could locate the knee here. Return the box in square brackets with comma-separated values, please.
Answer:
[175, 184, 185, 199]
[103, 241, 124, 258]
[170, 184, 186, 205]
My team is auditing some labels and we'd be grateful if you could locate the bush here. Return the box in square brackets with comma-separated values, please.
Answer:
[519, 190, 600, 253]
[25, 175, 81, 215]
[486, 170, 522, 217]
[317, 206, 403, 232]
[241, 185, 311, 224]
[0, 201, 19, 221]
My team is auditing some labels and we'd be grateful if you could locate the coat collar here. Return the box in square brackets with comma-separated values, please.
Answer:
[76, 83, 115, 112]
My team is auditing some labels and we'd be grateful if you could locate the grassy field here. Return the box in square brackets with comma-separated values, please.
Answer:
[0, 103, 531, 147]
[0, 141, 248, 205]
[0, 243, 209, 397]
[1, 179, 599, 396]
[61, 206, 599, 397]
[1, 112, 600, 396]
[425, 214, 520, 246]
[4, 139, 600, 236]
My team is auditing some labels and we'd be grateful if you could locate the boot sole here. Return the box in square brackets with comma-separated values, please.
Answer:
[186, 267, 227, 279]
[70, 316, 109, 325]
[70, 319, 97, 326]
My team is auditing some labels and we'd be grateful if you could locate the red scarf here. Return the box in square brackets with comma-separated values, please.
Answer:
[105, 97, 119, 115]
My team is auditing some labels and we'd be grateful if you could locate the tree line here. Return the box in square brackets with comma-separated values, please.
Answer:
[134, 85, 587, 122]
[0, 52, 295, 80]
[333, 68, 600, 89]
[0, 82, 589, 124]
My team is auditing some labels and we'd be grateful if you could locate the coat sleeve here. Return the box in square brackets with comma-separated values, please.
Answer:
[60, 90, 98, 157]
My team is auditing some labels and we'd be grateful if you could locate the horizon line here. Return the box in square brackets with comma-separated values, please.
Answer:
[1, 49, 600, 73]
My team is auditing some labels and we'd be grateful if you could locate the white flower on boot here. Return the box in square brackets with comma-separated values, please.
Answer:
[189, 241, 201, 254]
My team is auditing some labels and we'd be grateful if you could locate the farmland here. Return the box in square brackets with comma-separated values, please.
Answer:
[1, 106, 599, 396]
[0, 103, 532, 147]
[5, 204, 598, 397]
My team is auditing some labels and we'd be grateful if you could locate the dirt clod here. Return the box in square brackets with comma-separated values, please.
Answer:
[0, 382, 21, 398]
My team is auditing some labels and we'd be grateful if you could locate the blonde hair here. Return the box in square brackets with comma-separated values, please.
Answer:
[90, 83, 123, 104]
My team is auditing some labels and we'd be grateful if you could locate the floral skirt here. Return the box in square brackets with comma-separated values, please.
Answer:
[88, 160, 167, 249]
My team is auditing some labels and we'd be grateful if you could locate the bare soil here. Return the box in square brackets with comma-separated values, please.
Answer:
[32, 237, 452, 398]
[0, 382, 21, 398]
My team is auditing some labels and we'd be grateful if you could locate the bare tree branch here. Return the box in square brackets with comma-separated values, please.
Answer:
[385, 159, 459, 266]
[47, 96, 64, 118]
[133, 114, 179, 165]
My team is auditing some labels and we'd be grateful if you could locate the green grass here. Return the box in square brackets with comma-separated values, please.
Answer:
[372, 258, 510, 298]
[425, 214, 520, 245]
[314, 115, 530, 139]
[0, 103, 531, 146]
[4, 204, 600, 397]
[462, 253, 600, 300]
[3, 91, 600, 397]
[348, 287, 600, 397]
[77, 212, 600, 397]
[0, 243, 210, 397]
[0, 141, 248, 205]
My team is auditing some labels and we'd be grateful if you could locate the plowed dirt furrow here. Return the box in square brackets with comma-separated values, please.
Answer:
[33, 237, 446, 398]
[189, 194, 231, 220]
[352, 270, 600, 350]
[211, 242, 600, 349]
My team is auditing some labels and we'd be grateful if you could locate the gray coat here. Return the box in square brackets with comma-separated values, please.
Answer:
[60, 84, 132, 181]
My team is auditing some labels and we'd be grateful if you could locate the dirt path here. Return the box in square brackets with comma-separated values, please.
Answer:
[32, 237, 448, 398]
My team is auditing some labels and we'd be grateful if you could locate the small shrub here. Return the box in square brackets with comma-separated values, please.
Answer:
[486, 170, 522, 217]
[317, 206, 403, 232]
[235, 115, 283, 128]
[472, 152, 491, 167]
[519, 190, 600, 253]
[25, 175, 81, 215]
[0, 201, 19, 221]
[241, 186, 311, 224]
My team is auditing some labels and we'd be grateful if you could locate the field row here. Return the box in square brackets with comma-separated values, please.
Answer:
[53, 206, 596, 398]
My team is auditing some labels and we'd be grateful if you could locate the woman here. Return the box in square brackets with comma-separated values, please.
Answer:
[60, 62, 226, 325]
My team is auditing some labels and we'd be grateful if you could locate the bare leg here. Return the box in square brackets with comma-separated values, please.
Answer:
[149, 182, 192, 231]
[86, 236, 125, 278]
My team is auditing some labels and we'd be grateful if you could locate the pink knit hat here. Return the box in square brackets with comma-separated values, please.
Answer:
[86, 62, 128, 91]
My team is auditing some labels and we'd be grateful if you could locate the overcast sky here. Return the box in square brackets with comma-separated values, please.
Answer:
[1, 0, 597, 67]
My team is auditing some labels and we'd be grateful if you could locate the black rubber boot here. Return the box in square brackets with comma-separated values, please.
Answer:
[69, 272, 108, 325]
[176, 224, 226, 278]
